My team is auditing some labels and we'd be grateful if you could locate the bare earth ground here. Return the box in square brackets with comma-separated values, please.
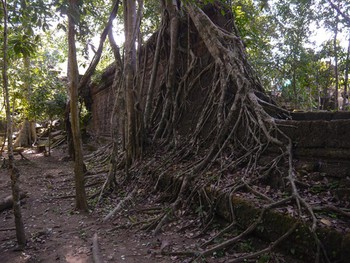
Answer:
[0, 147, 209, 263]
[0, 148, 307, 263]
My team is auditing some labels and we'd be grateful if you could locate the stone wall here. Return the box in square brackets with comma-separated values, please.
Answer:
[87, 4, 233, 138]
[277, 112, 350, 160]
[86, 5, 350, 163]
[89, 65, 115, 137]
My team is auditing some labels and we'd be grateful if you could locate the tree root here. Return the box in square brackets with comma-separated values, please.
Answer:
[176, 219, 198, 233]
[241, 179, 273, 202]
[136, 206, 163, 214]
[0, 192, 27, 212]
[92, 233, 103, 263]
[103, 187, 137, 222]
[92, 2, 336, 262]
[313, 204, 350, 218]
[227, 222, 298, 263]
[140, 213, 165, 231]
[194, 197, 292, 260]
[200, 221, 236, 248]
[153, 175, 189, 235]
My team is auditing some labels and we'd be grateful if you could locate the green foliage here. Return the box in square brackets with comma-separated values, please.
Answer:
[8, 34, 38, 58]
[141, 0, 162, 38]
[1, 0, 349, 125]
[79, 102, 91, 129]
[54, 0, 114, 59]
[231, 0, 276, 88]
[7, 0, 53, 31]
[233, 0, 350, 110]
[29, 82, 67, 121]
[1, 30, 67, 122]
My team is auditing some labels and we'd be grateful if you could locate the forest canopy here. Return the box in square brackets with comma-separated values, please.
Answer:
[0, 0, 349, 118]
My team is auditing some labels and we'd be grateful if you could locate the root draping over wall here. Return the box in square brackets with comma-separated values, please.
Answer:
[84, 2, 348, 262]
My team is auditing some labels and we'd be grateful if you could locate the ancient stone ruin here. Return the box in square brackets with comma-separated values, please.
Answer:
[83, 5, 350, 262]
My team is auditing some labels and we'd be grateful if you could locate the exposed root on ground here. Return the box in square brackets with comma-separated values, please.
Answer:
[226, 222, 298, 263]
[92, 233, 103, 263]
[103, 187, 137, 222]
[88, 2, 336, 262]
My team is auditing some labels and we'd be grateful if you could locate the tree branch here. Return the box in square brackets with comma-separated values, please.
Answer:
[78, 0, 121, 91]
[326, 0, 350, 26]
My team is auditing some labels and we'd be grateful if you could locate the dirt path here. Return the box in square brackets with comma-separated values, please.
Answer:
[1, 148, 312, 263]
[0, 149, 200, 263]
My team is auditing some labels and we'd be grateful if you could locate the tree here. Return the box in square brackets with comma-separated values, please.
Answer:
[67, 0, 88, 211]
[123, 0, 143, 166]
[271, 0, 315, 109]
[1, 0, 26, 248]
[92, 2, 350, 260]
[143, 1, 165, 128]
[333, 11, 339, 109]
[324, 0, 350, 110]
[99, 0, 301, 240]
[64, 0, 122, 210]
[343, 36, 350, 109]
[326, 0, 350, 26]
[231, 0, 277, 89]
[4, 0, 54, 147]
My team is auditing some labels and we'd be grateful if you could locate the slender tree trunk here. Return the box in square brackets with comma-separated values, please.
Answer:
[135, 0, 145, 145]
[68, 0, 88, 211]
[316, 67, 321, 110]
[123, 0, 142, 165]
[108, 28, 122, 66]
[109, 28, 125, 151]
[343, 36, 350, 109]
[1, 0, 26, 247]
[333, 12, 339, 110]
[48, 119, 52, 156]
[165, 0, 179, 132]
[136, 0, 144, 81]
[65, 101, 75, 159]
[78, 0, 120, 91]
[292, 57, 298, 109]
[323, 60, 332, 109]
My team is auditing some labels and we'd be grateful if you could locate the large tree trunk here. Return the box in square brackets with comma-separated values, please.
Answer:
[154, 0, 180, 140]
[13, 44, 37, 148]
[68, 0, 88, 211]
[14, 119, 36, 147]
[1, 0, 26, 247]
[182, 2, 287, 171]
[14, 56, 37, 148]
